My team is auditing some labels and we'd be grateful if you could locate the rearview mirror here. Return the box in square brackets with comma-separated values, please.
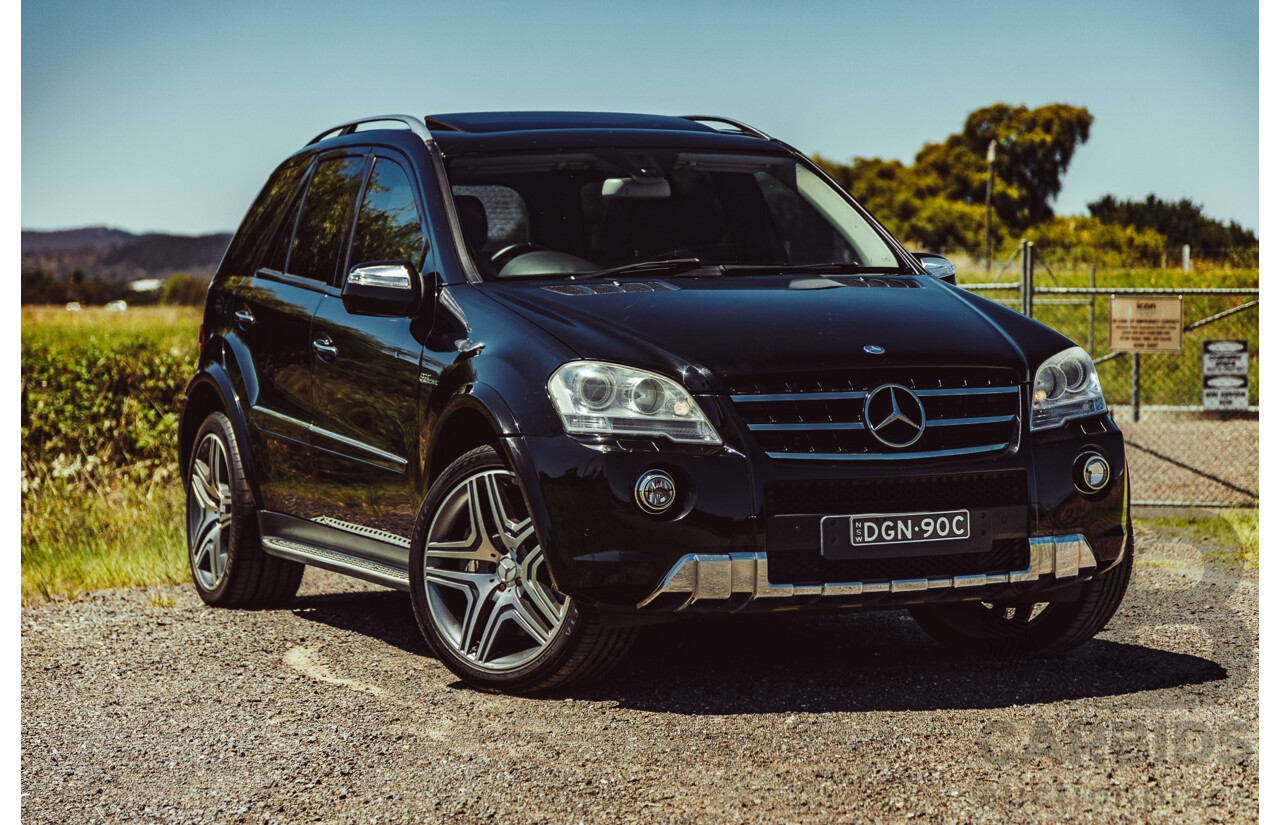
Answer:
[601, 177, 671, 199]
[342, 262, 422, 316]
[912, 252, 957, 285]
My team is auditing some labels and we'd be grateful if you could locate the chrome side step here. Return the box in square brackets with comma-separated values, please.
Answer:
[637, 534, 1097, 611]
[262, 537, 410, 591]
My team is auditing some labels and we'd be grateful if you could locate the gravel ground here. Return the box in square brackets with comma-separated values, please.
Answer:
[1111, 412, 1257, 506]
[22, 528, 1257, 825]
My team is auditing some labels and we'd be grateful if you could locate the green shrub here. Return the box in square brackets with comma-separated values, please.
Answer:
[21, 307, 200, 602]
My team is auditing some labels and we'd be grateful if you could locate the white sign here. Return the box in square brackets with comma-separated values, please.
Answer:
[1202, 340, 1249, 410]
[1110, 296, 1183, 353]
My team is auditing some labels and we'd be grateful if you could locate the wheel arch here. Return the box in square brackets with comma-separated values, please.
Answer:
[179, 365, 261, 507]
[425, 384, 520, 487]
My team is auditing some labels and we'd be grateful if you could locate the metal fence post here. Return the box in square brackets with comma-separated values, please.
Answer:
[1087, 264, 1096, 354]
[1131, 352, 1141, 423]
[1020, 240, 1035, 317]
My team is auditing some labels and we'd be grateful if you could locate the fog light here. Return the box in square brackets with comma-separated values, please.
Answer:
[1075, 451, 1111, 493]
[635, 470, 676, 515]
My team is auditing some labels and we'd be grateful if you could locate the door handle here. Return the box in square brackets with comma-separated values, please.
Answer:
[234, 308, 256, 329]
[312, 336, 338, 362]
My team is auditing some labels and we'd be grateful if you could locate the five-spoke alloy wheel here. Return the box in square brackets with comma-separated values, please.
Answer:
[188, 430, 233, 591]
[185, 412, 303, 608]
[410, 446, 634, 692]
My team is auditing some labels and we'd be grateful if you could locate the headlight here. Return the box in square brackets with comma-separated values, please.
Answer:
[548, 362, 722, 445]
[1031, 346, 1107, 431]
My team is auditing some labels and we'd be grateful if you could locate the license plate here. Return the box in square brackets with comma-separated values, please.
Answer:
[849, 510, 970, 546]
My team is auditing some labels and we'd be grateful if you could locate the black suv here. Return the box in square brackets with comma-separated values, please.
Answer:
[181, 112, 1131, 692]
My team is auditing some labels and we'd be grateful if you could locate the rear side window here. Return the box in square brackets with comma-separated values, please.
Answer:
[221, 160, 306, 275]
[349, 158, 426, 270]
[286, 155, 366, 283]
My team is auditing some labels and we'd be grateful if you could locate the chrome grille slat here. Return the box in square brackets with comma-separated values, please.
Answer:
[727, 369, 1022, 461]
[731, 390, 867, 403]
[765, 444, 1009, 461]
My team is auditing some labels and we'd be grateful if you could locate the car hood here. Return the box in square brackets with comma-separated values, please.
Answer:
[477, 275, 1073, 392]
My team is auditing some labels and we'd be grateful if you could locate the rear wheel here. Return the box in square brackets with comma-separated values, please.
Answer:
[409, 446, 634, 692]
[909, 542, 1133, 658]
[185, 412, 303, 608]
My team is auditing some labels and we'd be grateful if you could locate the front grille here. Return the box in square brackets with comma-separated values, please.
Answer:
[768, 538, 1029, 585]
[764, 470, 1028, 515]
[728, 368, 1021, 461]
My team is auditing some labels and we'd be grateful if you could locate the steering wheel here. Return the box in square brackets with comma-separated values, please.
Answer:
[490, 243, 549, 271]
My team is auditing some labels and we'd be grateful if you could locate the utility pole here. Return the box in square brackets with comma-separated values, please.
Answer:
[984, 139, 996, 273]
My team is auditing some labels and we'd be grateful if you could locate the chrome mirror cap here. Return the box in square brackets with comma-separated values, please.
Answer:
[347, 263, 415, 290]
[911, 252, 957, 284]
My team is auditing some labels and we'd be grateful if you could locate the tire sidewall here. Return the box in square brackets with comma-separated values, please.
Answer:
[408, 445, 585, 691]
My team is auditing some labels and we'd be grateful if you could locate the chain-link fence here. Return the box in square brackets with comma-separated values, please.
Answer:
[958, 244, 1259, 509]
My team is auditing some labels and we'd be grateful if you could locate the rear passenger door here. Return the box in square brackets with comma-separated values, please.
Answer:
[308, 150, 435, 556]
[243, 151, 367, 516]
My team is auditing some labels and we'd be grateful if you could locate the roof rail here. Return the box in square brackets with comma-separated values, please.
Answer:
[680, 115, 771, 141]
[307, 115, 434, 146]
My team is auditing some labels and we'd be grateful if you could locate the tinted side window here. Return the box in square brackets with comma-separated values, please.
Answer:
[350, 158, 426, 270]
[261, 178, 305, 273]
[287, 156, 366, 282]
[222, 160, 306, 275]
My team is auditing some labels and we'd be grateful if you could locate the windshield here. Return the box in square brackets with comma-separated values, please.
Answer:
[445, 150, 901, 279]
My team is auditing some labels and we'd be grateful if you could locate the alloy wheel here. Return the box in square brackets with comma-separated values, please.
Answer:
[187, 432, 233, 590]
[422, 470, 569, 672]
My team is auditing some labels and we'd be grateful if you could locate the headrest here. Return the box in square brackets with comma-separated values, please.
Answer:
[453, 195, 489, 252]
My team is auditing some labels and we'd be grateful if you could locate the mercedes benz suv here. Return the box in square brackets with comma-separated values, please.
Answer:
[181, 112, 1131, 692]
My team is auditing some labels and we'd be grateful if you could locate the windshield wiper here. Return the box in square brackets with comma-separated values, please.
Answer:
[739, 262, 911, 275]
[573, 258, 712, 280]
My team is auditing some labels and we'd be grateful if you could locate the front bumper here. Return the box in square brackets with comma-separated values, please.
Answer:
[637, 534, 1099, 612]
[506, 410, 1128, 612]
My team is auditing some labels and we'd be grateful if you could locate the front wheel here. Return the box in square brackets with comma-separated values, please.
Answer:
[909, 541, 1133, 658]
[409, 446, 634, 692]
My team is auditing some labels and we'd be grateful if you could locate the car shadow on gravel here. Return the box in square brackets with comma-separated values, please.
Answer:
[570, 611, 1229, 714]
[290, 590, 433, 657]
[287, 590, 1228, 713]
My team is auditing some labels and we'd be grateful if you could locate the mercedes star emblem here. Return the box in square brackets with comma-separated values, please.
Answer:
[863, 383, 927, 448]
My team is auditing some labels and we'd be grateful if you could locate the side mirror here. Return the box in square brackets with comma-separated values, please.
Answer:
[912, 252, 957, 285]
[342, 261, 422, 316]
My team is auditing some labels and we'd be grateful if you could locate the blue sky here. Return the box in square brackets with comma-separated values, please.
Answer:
[21, 0, 1260, 236]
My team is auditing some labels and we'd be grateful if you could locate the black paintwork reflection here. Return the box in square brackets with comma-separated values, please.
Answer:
[224, 276, 324, 514]
[308, 296, 428, 539]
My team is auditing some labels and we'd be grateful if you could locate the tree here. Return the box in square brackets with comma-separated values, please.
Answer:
[1025, 216, 1166, 267]
[815, 102, 1093, 247]
[914, 103, 1093, 231]
[1087, 194, 1257, 250]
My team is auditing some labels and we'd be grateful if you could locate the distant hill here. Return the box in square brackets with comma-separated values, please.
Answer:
[21, 226, 233, 284]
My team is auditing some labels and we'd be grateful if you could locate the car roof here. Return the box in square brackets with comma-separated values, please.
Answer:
[425, 111, 715, 134]
[423, 111, 792, 155]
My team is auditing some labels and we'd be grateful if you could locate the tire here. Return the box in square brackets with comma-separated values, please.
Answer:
[185, 411, 303, 608]
[908, 539, 1133, 658]
[409, 445, 634, 693]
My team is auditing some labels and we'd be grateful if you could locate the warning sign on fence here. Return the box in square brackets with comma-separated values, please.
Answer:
[1203, 340, 1250, 410]
[1109, 296, 1183, 353]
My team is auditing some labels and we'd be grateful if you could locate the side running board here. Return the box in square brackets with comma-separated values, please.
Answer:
[262, 537, 410, 591]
